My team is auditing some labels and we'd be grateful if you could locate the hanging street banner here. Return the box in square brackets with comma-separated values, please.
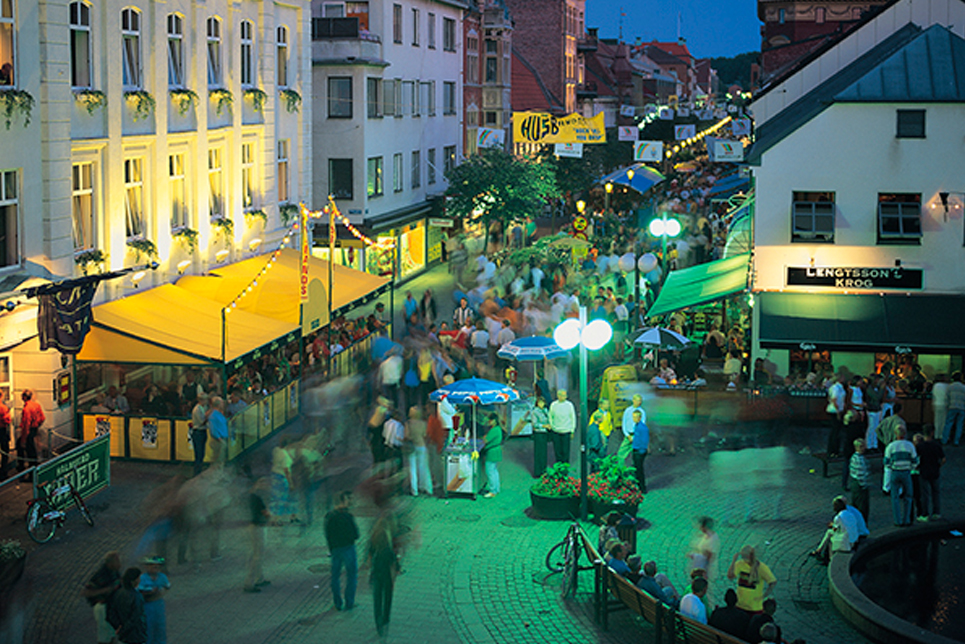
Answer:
[732, 118, 752, 137]
[677, 107, 691, 117]
[477, 128, 505, 149]
[553, 143, 584, 158]
[633, 141, 663, 162]
[300, 205, 311, 302]
[512, 111, 606, 144]
[674, 124, 697, 140]
[35, 434, 111, 506]
[707, 138, 745, 162]
[37, 275, 99, 355]
[658, 107, 675, 120]
[618, 126, 638, 142]
[619, 105, 636, 117]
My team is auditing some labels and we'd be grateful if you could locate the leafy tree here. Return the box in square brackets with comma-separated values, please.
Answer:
[444, 148, 559, 251]
[709, 51, 759, 92]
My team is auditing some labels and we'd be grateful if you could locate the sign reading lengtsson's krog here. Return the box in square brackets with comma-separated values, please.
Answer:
[786, 266, 923, 290]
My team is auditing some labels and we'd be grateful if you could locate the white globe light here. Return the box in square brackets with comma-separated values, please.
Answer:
[583, 319, 613, 351]
[607, 254, 621, 273]
[649, 219, 666, 236]
[666, 219, 682, 237]
[553, 318, 582, 350]
[618, 253, 636, 272]
[638, 253, 658, 273]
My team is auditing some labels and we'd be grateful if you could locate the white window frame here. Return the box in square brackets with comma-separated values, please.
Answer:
[72, 162, 95, 250]
[169, 152, 188, 231]
[277, 140, 290, 204]
[443, 17, 455, 52]
[443, 145, 456, 175]
[124, 157, 145, 239]
[241, 141, 256, 209]
[427, 12, 436, 49]
[0, 170, 17, 267]
[383, 79, 396, 116]
[392, 4, 402, 44]
[878, 194, 922, 243]
[367, 77, 381, 118]
[207, 148, 224, 220]
[791, 192, 835, 243]
[206, 17, 222, 88]
[240, 20, 254, 88]
[411, 150, 420, 189]
[393, 152, 403, 192]
[69, 1, 92, 89]
[443, 81, 456, 115]
[367, 156, 383, 197]
[411, 8, 419, 45]
[277, 26, 289, 88]
[167, 13, 184, 88]
[427, 148, 436, 184]
[0, 0, 16, 87]
[121, 7, 142, 90]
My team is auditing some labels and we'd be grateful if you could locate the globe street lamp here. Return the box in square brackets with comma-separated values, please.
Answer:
[554, 308, 613, 520]
[648, 213, 681, 272]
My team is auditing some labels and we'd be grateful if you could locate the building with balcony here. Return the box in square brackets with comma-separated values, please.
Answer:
[463, 0, 512, 155]
[746, 0, 965, 380]
[311, 0, 465, 281]
[0, 0, 310, 444]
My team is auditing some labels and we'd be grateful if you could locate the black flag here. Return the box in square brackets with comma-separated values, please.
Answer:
[36, 277, 100, 354]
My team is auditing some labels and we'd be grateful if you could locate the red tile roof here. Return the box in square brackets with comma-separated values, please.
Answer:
[511, 50, 564, 112]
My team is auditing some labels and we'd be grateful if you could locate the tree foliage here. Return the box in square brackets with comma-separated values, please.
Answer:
[709, 51, 759, 91]
[444, 148, 559, 233]
[540, 134, 634, 200]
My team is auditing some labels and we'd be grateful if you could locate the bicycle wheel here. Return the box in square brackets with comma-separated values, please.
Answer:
[545, 540, 566, 572]
[73, 492, 94, 527]
[560, 536, 577, 597]
[26, 502, 57, 544]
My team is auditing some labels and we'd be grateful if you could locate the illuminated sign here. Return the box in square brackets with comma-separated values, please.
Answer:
[786, 267, 922, 290]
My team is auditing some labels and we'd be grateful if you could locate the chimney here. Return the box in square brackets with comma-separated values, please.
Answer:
[587, 27, 598, 40]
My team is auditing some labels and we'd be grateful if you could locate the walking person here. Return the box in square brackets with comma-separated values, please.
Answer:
[189, 393, 210, 476]
[917, 424, 946, 521]
[243, 478, 271, 593]
[207, 397, 229, 463]
[943, 371, 965, 445]
[480, 412, 503, 498]
[630, 410, 650, 493]
[521, 396, 550, 477]
[405, 407, 432, 496]
[83, 551, 122, 644]
[108, 568, 147, 644]
[884, 425, 918, 527]
[931, 374, 949, 449]
[548, 389, 576, 465]
[848, 439, 872, 525]
[368, 515, 400, 638]
[324, 491, 359, 611]
[137, 557, 170, 644]
[16, 388, 45, 476]
[0, 390, 11, 480]
[619, 394, 646, 464]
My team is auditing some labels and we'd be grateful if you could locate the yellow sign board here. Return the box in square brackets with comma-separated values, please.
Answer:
[513, 111, 606, 145]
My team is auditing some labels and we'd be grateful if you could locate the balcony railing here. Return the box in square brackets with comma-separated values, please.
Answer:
[312, 17, 360, 39]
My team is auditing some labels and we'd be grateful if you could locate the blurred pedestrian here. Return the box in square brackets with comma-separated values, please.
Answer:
[189, 392, 210, 476]
[687, 516, 720, 581]
[368, 515, 400, 637]
[108, 567, 147, 644]
[243, 478, 271, 593]
[208, 397, 229, 463]
[17, 388, 44, 476]
[917, 423, 945, 520]
[324, 491, 359, 611]
[137, 557, 170, 644]
[481, 412, 503, 498]
[0, 389, 10, 480]
[83, 551, 122, 644]
[405, 406, 432, 496]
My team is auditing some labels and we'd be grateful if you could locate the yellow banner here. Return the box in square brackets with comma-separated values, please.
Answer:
[299, 205, 310, 302]
[513, 111, 606, 145]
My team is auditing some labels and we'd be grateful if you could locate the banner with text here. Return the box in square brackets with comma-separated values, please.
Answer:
[513, 111, 606, 144]
[477, 128, 505, 149]
[633, 141, 663, 162]
[618, 126, 638, 142]
[731, 118, 752, 137]
[35, 434, 111, 506]
[707, 138, 745, 162]
[619, 105, 636, 117]
[674, 124, 697, 140]
[553, 143, 584, 158]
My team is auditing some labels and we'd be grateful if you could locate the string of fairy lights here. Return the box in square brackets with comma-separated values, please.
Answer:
[222, 198, 394, 315]
[665, 115, 733, 159]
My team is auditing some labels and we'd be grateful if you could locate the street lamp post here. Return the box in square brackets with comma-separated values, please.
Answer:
[648, 212, 681, 273]
[554, 308, 613, 521]
[604, 182, 613, 215]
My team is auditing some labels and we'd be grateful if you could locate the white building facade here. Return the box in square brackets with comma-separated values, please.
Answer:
[0, 0, 311, 444]
[747, 0, 965, 379]
[311, 0, 464, 281]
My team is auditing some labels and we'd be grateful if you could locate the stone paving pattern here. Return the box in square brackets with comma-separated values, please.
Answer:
[1, 264, 961, 644]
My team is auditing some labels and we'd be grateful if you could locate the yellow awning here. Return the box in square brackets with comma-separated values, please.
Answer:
[76, 326, 211, 365]
[91, 283, 296, 362]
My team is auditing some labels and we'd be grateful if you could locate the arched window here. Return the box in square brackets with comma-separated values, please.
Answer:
[121, 7, 141, 88]
[69, 2, 92, 88]
[207, 17, 222, 87]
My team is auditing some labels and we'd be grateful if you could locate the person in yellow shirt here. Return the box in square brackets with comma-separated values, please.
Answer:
[726, 545, 777, 614]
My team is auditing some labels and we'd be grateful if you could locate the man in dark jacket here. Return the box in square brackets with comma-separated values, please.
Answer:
[324, 491, 360, 611]
[108, 567, 146, 644]
[709, 588, 750, 639]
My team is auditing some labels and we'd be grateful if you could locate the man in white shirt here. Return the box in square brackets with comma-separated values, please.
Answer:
[437, 376, 458, 441]
[619, 395, 646, 463]
[811, 496, 861, 563]
[548, 389, 576, 465]
[826, 372, 847, 456]
[679, 577, 709, 624]
[380, 352, 403, 408]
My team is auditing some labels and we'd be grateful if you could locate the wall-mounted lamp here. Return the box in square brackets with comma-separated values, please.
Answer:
[131, 271, 146, 287]
[176, 260, 191, 275]
[215, 249, 230, 262]
[248, 238, 263, 252]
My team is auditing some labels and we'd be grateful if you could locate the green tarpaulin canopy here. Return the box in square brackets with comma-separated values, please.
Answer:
[645, 253, 751, 319]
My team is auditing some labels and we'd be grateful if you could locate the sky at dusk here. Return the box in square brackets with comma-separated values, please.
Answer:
[585, 0, 761, 58]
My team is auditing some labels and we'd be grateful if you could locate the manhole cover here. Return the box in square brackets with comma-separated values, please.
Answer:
[307, 564, 330, 574]
[457, 514, 481, 522]
[500, 515, 536, 528]
[792, 600, 822, 612]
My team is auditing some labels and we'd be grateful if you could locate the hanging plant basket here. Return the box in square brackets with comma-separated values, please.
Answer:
[280, 88, 301, 114]
[172, 227, 199, 253]
[169, 88, 199, 116]
[74, 249, 108, 275]
[0, 89, 35, 129]
[244, 88, 268, 113]
[209, 88, 234, 116]
[73, 89, 107, 115]
[279, 203, 299, 225]
[244, 209, 267, 226]
[211, 217, 234, 241]
[126, 238, 158, 261]
[124, 90, 155, 122]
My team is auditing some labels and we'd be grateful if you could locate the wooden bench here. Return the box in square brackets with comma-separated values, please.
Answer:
[672, 611, 750, 644]
[811, 450, 882, 478]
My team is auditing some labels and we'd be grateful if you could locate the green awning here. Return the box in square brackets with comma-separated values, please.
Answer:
[646, 253, 751, 318]
[759, 292, 965, 352]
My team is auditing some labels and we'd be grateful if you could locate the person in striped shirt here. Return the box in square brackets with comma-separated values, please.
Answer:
[848, 439, 872, 524]
[884, 426, 918, 527]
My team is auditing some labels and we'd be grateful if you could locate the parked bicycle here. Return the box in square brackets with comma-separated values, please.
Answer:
[545, 519, 594, 597]
[25, 478, 94, 543]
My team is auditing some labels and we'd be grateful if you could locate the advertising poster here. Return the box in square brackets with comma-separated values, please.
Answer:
[141, 418, 158, 449]
[618, 126, 638, 142]
[553, 143, 584, 158]
[731, 118, 752, 137]
[675, 124, 697, 140]
[634, 141, 663, 162]
[95, 416, 111, 438]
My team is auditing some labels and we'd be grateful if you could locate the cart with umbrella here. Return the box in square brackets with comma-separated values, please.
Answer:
[634, 326, 692, 368]
[429, 378, 519, 498]
[497, 336, 567, 435]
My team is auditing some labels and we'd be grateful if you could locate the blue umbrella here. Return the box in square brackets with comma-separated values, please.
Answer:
[496, 336, 568, 362]
[600, 163, 666, 195]
[430, 377, 519, 445]
[371, 336, 401, 361]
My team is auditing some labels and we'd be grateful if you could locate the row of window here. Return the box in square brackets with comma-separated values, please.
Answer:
[390, 3, 455, 51]
[327, 77, 457, 119]
[466, 34, 510, 86]
[327, 147, 454, 200]
[70, 140, 291, 251]
[67, 3, 290, 92]
[791, 192, 924, 244]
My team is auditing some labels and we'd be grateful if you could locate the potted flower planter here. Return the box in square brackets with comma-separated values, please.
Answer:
[529, 490, 580, 520]
[589, 498, 638, 519]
